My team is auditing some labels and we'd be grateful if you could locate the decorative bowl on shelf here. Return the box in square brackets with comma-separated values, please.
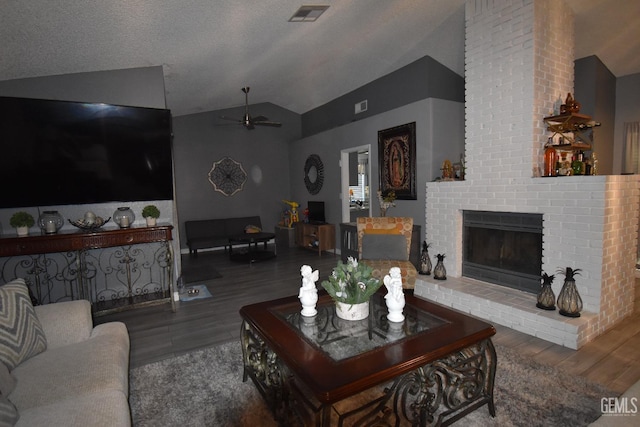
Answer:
[68, 217, 111, 230]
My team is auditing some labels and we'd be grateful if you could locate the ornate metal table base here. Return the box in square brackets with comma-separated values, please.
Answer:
[241, 321, 497, 426]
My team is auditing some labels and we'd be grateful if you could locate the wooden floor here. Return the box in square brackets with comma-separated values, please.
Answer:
[97, 245, 640, 395]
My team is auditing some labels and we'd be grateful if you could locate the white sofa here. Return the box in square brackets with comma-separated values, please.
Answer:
[0, 279, 131, 426]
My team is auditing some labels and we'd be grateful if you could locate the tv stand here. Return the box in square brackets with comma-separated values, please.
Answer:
[0, 225, 174, 315]
[295, 222, 335, 256]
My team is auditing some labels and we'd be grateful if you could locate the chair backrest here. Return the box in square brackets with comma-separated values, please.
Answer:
[356, 217, 414, 259]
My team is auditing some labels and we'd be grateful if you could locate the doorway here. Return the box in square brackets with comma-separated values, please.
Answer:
[340, 145, 371, 223]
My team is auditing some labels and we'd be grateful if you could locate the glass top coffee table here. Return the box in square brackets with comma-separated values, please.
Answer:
[240, 290, 496, 426]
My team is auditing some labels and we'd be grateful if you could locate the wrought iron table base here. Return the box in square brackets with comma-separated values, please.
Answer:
[241, 321, 497, 426]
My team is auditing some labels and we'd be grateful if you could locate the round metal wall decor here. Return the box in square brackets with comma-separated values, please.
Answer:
[304, 154, 324, 195]
[208, 157, 247, 196]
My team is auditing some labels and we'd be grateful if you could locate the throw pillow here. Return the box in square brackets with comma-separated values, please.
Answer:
[362, 228, 400, 235]
[0, 279, 47, 370]
[361, 234, 408, 261]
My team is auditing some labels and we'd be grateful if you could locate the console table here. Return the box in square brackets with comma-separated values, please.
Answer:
[0, 225, 174, 315]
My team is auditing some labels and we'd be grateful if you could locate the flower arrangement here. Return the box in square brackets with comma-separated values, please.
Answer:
[377, 190, 396, 216]
[321, 257, 382, 305]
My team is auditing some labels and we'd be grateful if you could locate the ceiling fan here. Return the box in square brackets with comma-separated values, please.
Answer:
[219, 87, 282, 130]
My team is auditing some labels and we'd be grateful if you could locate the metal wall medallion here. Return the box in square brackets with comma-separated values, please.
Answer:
[304, 154, 324, 195]
[208, 157, 247, 196]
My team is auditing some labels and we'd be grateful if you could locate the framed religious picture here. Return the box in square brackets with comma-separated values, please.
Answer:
[378, 122, 416, 200]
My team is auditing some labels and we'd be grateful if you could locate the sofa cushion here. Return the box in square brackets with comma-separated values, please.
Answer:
[9, 322, 129, 411]
[15, 389, 130, 427]
[361, 234, 408, 261]
[0, 395, 19, 426]
[0, 279, 47, 370]
[0, 361, 16, 397]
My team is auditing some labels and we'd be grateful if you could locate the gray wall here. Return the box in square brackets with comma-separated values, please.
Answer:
[171, 102, 301, 249]
[289, 98, 464, 248]
[613, 72, 640, 173]
[575, 56, 616, 175]
[301, 56, 464, 137]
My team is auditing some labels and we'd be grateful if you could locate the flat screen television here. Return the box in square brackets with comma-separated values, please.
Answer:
[0, 96, 173, 208]
[307, 201, 325, 224]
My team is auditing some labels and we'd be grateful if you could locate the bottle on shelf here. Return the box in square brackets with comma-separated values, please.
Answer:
[543, 139, 557, 177]
[571, 151, 585, 175]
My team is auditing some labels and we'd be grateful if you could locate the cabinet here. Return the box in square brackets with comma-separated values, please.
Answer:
[295, 223, 336, 256]
[0, 225, 174, 315]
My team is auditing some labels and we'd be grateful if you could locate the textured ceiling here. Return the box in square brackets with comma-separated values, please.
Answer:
[0, 1, 638, 117]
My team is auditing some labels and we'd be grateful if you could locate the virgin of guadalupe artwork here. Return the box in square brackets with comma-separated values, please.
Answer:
[378, 122, 416, 200]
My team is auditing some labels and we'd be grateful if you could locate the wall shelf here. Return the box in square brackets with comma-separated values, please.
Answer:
[543, 113, 600, 148]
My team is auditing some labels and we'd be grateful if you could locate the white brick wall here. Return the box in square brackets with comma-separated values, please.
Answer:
[416, 0, 639, 349]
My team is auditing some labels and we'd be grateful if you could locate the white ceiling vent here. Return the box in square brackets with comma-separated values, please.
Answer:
[355, 100, 368, 114]
[289, 5, 329, 22]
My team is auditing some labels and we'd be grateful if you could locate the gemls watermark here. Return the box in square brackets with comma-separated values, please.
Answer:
[601, 397, 638, 417]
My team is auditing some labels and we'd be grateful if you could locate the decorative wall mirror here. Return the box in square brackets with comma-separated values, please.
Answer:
[208, 157, 247, 196]
[304, 154, 324, 195]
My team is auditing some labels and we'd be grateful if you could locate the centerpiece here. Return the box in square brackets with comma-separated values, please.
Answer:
[377, 190, 396, 217]
[321, 257, 382, 320]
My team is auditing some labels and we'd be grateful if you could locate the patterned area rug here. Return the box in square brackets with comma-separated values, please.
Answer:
[129, 340, 613, 426]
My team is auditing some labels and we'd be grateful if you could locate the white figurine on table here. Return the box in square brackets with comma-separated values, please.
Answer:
[299, 264, 319, 316]
[384, 267, 405, 322]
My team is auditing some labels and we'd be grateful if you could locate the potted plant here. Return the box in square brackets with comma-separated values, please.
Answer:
[10, 211, 35, 236]
[321, 257, 382, 320]
[141, 205, 160, 226]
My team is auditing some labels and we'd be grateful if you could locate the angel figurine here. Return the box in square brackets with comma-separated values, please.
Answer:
[298, 265, 319, 316]
[383, 267, 405, 322]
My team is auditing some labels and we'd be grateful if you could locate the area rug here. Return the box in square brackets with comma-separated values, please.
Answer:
[178, 284, 213, 302]
[129, 340, 613, 427]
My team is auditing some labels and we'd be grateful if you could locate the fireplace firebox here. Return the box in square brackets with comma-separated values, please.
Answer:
[463, 211, 543, 294]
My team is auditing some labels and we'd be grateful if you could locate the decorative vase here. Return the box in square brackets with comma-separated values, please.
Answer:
[145, 217, 157, 227]
[38, 210, 64, 234]
[113, 207, 135, 228]
[16, 226, 29, 237]
[419, 241, 432, 275]
[380, 207, 387, 217]
[335, 301, 369, 321]
[433, 254, 447, 280]
[536, 273, 556, 310]
[557, 267, 583, 317]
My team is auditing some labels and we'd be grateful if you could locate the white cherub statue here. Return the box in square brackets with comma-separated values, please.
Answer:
[383, 267, 405, 322]
[299, 265, 319, 316]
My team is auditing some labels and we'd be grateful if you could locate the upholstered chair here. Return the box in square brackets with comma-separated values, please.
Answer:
[356, 217, 418, 289]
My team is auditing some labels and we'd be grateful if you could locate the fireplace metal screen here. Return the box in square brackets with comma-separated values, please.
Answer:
[463, 211, 542, 294]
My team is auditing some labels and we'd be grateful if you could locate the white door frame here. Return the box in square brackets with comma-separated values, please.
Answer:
[340, 144, 372, 223]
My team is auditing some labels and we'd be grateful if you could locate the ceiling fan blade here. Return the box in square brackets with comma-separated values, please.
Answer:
[219, 115, 241, 123]
[254, 121, 282, 127]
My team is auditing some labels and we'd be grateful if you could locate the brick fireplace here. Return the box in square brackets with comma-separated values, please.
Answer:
[414, 0, 639, 349]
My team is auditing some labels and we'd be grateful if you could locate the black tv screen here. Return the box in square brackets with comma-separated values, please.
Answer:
[307, 201, 325, 224]
[0, 96, 173, 208]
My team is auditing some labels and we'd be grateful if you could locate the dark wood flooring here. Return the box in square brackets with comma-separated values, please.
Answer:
[97, 245, 640, 394]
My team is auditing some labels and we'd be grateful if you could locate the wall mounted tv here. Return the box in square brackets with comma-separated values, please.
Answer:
[0, 96, 173, 209]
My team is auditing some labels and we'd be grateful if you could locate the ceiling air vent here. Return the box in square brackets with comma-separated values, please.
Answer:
[355, 100, 368, 114]
[289, 5, 329, 22]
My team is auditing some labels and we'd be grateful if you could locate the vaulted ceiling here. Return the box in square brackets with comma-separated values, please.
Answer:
[1, 1, 638, 117]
